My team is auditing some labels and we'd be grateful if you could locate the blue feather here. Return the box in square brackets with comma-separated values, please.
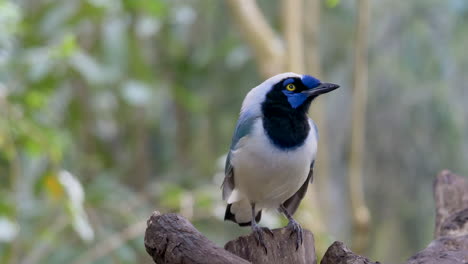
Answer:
[225, 110, 259, 174]
[282, 78, 295, 86]
[229, 110, 258, 150]
[301, 75, 321, 89]
[282, 91, 308, 108]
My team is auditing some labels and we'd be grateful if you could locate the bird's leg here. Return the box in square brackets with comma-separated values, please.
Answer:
[279, 204, 303, 250]
[250, 203, 271, 254]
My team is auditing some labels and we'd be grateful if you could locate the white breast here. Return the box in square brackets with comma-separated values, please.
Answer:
[229, 118, 317, 209]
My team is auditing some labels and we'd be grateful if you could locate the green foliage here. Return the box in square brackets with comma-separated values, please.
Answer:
[325, 0, 340, 9]
[0, 0, 467, 263]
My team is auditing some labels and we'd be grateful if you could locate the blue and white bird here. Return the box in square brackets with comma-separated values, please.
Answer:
[222, 72, 339, 252]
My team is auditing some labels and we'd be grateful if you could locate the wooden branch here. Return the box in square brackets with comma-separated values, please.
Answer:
[282, 0, 304, 73]
[406, 235, 468, 264]
[144, 211, 249, 264]
[144, 211, 316, 264]
[320, 241, 379, 264]
[438, 208, 468, 237]
[320, 170, 468, 264]
[226, 0, 285, 78]
[225, 228, 316, 264]
[405, 170, 468, 264]
[434, 170, 468, 238]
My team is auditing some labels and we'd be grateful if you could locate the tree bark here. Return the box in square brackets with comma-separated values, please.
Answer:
[405, 170, 468, 264]
[225, 228, 316, 264]
[320, 241, 379, 264]
[433, 170, 468, 238]
[144, 211, 249, 264]
[405, 235, 468, 264]
[144, 211, 316, 264]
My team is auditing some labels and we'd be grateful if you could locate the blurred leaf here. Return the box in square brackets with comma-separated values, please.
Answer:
[69, 51, 111, 84]
[194, 190, 213, 210]
[123, 0, 167, 17]
[24, 90, 47, 109]
[325, 0, 340, 8]
[173, 85, 204, 113]
[24, 48, 54, 81]
[120, 80, 152, 106]
[0, 217, 19, 242]
[0, 195, 15, 216]
[23, 136, 42, 156]
[0, 1, 21, 36]
[59, 170, 94, 242]
[44, 172, 65, 200]
[160, 183, 184, 210]
[52, 33, 77, 58]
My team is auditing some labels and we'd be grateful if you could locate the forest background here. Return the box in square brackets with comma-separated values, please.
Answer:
[1, 0, 468, 263]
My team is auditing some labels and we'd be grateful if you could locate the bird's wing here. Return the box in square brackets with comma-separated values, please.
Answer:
[282, 160, 315, 215]
[222, 110, 259, 201]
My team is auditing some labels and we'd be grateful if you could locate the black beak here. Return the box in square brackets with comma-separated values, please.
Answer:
[302, 83, 340, 97]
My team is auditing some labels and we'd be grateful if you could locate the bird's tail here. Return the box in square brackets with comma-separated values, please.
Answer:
[224, 199, 262, 226]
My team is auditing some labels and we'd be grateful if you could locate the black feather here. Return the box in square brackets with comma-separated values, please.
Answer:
[261, 79, 312, 150]
[224, 204, 262, 227]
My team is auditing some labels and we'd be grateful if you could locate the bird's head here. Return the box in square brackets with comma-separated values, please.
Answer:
[273, 73, 340, 109]
[242, 73, 340, 115]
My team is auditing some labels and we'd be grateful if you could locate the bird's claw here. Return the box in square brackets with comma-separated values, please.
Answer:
[262, 227, 274, 237]
[287, 219, 303, 250]
[252, 225, 271, 254]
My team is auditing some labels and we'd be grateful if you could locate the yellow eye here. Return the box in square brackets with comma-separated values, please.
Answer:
[286, 83, 296, 91]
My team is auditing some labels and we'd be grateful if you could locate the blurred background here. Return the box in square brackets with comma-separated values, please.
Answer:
[1, 0, 468, 263]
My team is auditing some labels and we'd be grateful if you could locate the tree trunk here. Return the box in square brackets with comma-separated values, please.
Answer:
[348, 0, 371, 254]
[225, 0, 284, 78]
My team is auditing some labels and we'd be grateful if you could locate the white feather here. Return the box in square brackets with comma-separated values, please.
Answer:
[228, 119, 317, 210]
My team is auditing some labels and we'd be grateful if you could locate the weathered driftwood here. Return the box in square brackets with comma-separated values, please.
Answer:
[405, 170, 468, 264]
[405, 235, 468, 264]
[225, 228, 316, 264]
[434, 170, 468, 237]
[144, 211, 249, 264]
[144, 210, 316, 264]
[144, 170, 468, 264]
[320, 170, 468, 264]
[320, 241, 379, 264]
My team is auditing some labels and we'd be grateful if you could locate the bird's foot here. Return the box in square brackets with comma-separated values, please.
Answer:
[261, 226, 274, 237]
[286, 219, 303, 250]
[252, 224, 273, 254]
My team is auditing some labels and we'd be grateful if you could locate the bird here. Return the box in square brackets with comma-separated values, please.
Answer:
[222, 72, 340, 253]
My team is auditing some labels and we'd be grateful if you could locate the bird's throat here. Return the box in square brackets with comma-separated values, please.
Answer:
[261, 106, 310, 150]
